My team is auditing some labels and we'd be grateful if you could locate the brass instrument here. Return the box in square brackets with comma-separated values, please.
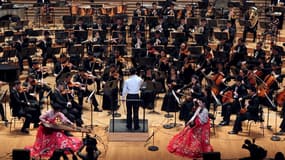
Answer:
[247, 6, 258, 29]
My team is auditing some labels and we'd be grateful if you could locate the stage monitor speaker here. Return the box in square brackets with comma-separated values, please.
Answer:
[203, 152, 221, 160]
[12, 149, 30, 160]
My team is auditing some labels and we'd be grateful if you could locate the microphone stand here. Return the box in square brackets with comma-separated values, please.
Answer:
[86, 89, 97, 130]
[145, 130, 159, 151]
[271, 110, 281, 141]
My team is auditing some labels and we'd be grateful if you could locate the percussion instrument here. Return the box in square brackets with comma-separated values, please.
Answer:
[100, 6, 115, 16]
[79, 5, 93, 16]
[70, 3, 79, 15]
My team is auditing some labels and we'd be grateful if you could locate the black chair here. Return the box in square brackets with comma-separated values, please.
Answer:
[247, 105, 265, 136]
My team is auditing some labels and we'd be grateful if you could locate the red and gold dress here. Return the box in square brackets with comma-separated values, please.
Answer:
[167, 108, 213, 158]
[25, 110, 82, 158]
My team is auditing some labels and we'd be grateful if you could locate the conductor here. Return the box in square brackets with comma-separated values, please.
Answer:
[122, 68, 143, 130]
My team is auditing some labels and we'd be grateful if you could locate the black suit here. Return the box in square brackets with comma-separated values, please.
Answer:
[232, 94, 260, 132]
[50, 89, 83, 126]
[229, 44, 248, 66]
[10, 88, 39, 130]
[14, 38, 33, 71]
[221, 84, 248, 124]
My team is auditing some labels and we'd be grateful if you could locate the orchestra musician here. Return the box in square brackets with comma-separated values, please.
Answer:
[9, 80, 40, 134]
[82, 53, 103, 94]
[37, 31, 57, 67]
[243, 9, 258, 42]
[175, 42, 190, 62]
[92, 17, 107, 39]
[228, 86, 261, 134]
[150, 30, 168, 47]
[150, 16, 169, 38]
[24, 101, 82, 158]
[73, 67, 102, 112]
[50, 81, 83, 127]
[132, 31, 146, 49]
[214, 37, 231, 64]
[122, 67, 143, 130]
[133, 2, 145, 17]
[228, 38, 248, 67]
[14, 33, 33, 72]
[54, 55, 75, 81]
[181, 4, 194, 19]
[252, 41, 266, 64]
[74, 17, 88, 31]
[25, 74, 51, 108]
[101, 64, 120, 114]
[111, 18, 126, 34]
[129, 18, 145, 37]
[145, 41, 159, 58]
[0, 82, 7, 122]
[148, 2, 161, 17]
[223, 20, 236, 47]
[160, 66, 182, 114]
[219, 76, 248, 126]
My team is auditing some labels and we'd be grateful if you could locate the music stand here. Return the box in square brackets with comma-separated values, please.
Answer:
[62, 15, 76, 29]
[138, 57, 156, 68]
[228, 2, 240, 7]
[207, 19, 218, 28]
[187, 18, 199, 27]
[214, 32, 229, 41]
[74, 30, 88, 43]
[105, 80, 120, 132]
[198, 2, 208, 9]
[146, 16, 158, 27]
[55, 31, 68, 44]
[171, 32, 185, 39]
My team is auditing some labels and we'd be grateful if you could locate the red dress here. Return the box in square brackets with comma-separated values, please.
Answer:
[167, 116, 213, 158]
[25, 111, 82, 158]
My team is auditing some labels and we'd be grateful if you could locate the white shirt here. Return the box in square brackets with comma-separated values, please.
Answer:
[122, 74, 143, 97]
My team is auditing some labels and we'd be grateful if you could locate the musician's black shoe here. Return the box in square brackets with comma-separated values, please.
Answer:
[21, 128, 29, 134]
[126, 125, 132, 130]
[228, 130, 238, 135]
[134, 126, 140, 130]
[219, 121, 229, 126]
[94, 108, 102, 112]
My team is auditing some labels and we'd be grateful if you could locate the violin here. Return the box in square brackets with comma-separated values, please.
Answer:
[212, 72, 224, 86]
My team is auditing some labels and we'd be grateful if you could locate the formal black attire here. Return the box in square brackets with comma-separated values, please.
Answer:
[37, 37, 57, 66]
[10, 88, 39, 131]
[220, 83, 248, 125]
[50, 89, 83, 126]
[228, 43, 248, 67]
[231, 94, 260, 133]
[73, 74, 99, 111]
[14, 37, 33, 72]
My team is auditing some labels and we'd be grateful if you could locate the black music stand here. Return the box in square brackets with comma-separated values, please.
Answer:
[228, 2, 240, 7]
[146, 16, 158, 28]
[105, 80, 121, 132]
[141, 81, 159, 115]
[207, 19, 218, 28]
[74, 30, 88, 43]
[3, 47, 16, 63]
[214, 32, 229, 41]
[187, 18, 199, 27]
[68, 45, 84, 66]
[62, 15, 76, 29]
[171, 32, 185, 39]
[86, 89, 97, 130]
[55, 31, 68, 44]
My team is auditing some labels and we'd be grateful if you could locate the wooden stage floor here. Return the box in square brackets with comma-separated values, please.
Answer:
[0, 87, 285, 160]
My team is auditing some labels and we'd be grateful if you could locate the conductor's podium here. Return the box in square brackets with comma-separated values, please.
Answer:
[108, 119, 149, 142]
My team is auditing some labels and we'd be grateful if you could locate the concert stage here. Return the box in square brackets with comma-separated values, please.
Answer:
[108, 119, 149, 142]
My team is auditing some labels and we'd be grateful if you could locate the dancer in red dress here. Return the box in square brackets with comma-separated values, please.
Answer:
[25, 105, 83, 158]
[167, 98, 213, 159]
